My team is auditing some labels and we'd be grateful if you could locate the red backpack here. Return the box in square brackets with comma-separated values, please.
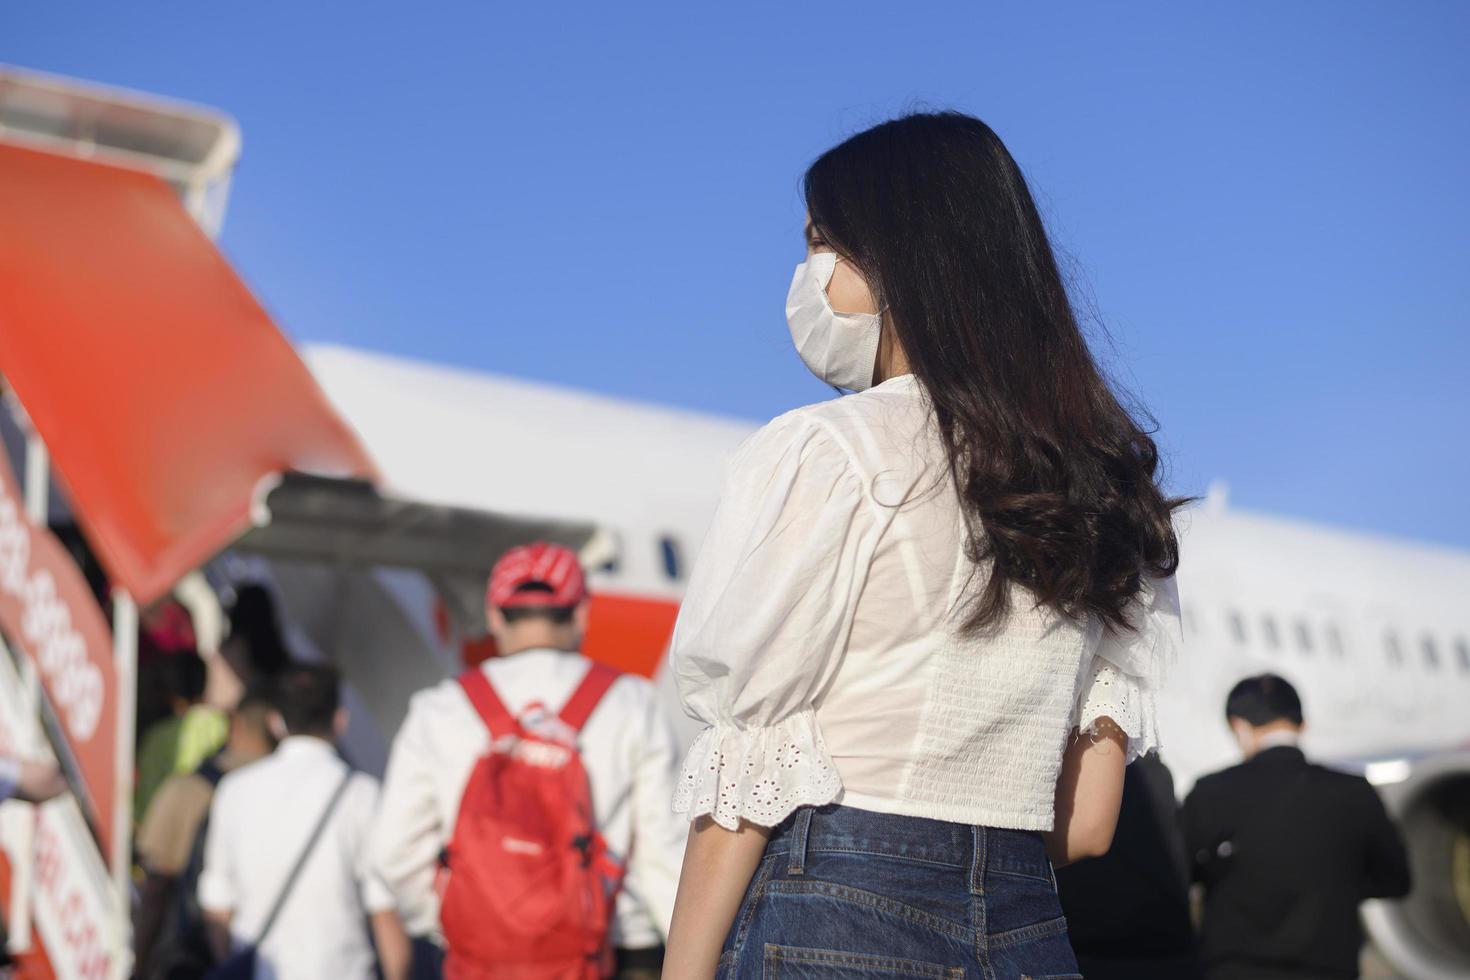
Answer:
[440, 663, 625, 980]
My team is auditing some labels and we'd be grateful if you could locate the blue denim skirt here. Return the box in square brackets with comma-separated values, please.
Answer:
[717, 804, 1082, 980]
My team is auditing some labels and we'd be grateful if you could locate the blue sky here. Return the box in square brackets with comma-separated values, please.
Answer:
[6, 2, 1468, 548]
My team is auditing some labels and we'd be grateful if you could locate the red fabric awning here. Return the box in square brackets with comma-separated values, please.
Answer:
[0, 143, 377, 604]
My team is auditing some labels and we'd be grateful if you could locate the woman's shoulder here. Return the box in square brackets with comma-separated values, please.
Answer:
[737, 400, 844, 462]
[742, 378, 927, 462]
[719, 401, 868, 499]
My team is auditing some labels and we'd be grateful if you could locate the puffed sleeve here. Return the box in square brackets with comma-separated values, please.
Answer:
[671, 412, 873, 830]
[1071, 575, 1182, 763]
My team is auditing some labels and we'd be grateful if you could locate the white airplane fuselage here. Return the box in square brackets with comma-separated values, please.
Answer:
[303, 344, 1470, 784]
[305, 343, 1470, 978]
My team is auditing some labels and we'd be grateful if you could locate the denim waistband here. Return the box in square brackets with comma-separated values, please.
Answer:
[765, 804, 1054, 886]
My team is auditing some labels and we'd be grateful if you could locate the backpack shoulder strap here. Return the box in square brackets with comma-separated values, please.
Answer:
[559, 662, 621, 733]
[195, 753, 227, 788]
[458, 668, 520, 739]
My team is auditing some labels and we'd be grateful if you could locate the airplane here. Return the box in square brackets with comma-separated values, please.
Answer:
[289, 342, 1470, 980]
[2, 63, 1464, 980]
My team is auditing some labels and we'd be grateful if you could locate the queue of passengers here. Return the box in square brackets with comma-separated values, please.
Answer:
[128, 554, 1409, 980]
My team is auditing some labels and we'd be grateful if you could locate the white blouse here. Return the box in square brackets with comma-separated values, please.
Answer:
[670, 373, 1182, 832]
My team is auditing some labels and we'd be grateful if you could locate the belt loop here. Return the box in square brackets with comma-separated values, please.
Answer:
[786, 806, 814, 876]
[969, 825, 987, 895]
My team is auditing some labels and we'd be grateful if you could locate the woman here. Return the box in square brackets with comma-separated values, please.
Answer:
[663, 112, 1188, 979]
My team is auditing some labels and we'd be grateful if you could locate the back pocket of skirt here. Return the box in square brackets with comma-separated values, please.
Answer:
[764, 944, 963, 978]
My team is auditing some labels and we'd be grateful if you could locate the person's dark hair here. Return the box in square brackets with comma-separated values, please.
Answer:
[496, 582, 576, 626]
[273, 665, 341, 737]
[228, 584, 292, 676]
[236, 678, 278, 714]
[169, 652, 208, 704]
[1225, 674, 1304, 727]
[804, 111, 1190, 633]
[233, 679, 280, 747]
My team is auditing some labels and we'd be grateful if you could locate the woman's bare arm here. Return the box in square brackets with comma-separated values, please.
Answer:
[663, 816, 772, 979]
[1044, 719, 1130, 867]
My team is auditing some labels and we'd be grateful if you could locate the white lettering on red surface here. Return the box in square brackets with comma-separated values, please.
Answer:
[0, 492, 104, 741]
[491, 734, 572, 769]
[32, 820, 112, 980]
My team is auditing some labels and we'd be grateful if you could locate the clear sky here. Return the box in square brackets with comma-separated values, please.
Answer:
[6, 2, 1468, 548]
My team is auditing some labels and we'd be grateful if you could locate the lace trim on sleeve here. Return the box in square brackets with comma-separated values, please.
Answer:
[672, 711, 842, 831]
[1074, 657, 1161, 764]
[1072, 575, 1181, 763]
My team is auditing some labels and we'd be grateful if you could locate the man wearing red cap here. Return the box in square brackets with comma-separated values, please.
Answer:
[370, 543, 685, 979]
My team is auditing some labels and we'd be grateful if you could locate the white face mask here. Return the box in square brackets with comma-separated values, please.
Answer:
[785, 251, 882, 392]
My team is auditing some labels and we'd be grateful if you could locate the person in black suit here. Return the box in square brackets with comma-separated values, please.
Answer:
[1183, 674, 1412, 980]
[1056, 751, 1202, 979]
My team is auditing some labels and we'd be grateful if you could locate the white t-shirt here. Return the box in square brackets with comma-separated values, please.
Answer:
[369, 650, 686, 949]
[671, 373, 1182, 832]
[199, 737, 394, 980]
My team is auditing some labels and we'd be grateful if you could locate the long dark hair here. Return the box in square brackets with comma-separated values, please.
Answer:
[804, 112, 1189, 634]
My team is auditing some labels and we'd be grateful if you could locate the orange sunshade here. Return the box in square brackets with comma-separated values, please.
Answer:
[0, 143, 376, 604]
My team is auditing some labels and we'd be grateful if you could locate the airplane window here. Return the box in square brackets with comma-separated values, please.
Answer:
[1325, 623, 1346, 660]
[1384, 631, 1405, 667]
[1294, 620, 1313, 654]
[1228, 612, 1247, 645]
[598, 556, 620, 574]
[596, 533, 622, 575]
[1260, 616, 1281, 651]
[658, 535, 684, 581]
[1455, 637, 1470, 672]
[1421, 635, 1441, 671]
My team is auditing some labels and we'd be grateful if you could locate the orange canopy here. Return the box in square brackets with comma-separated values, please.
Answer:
[0, 143, 376, 604]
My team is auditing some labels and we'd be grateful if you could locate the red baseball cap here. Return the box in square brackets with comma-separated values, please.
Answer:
[487, 542, 588, 610]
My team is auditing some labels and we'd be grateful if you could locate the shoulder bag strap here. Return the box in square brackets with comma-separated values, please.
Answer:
[255, 770, 353, 947]
[558, 662, 620, 733]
